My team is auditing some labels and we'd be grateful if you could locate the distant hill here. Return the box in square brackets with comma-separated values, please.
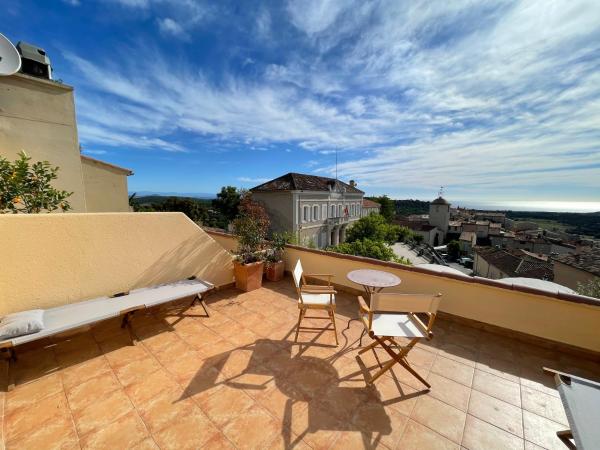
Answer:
[134, 195, 212, 207]
[506, 210, 600, 238]
[131, 191, 215, 199]
[394, 199, 430, 216]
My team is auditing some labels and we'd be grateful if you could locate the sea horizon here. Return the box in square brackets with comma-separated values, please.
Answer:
[451, 200, 600, 213]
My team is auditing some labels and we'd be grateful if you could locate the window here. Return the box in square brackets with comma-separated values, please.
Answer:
[331, 205, 336, 217]
[322, 204, 327, 219]
[303, 206, 310, 223]
[338, 204, 343, 217]
[313, 205, 319, 221]
[351, 204, 355, 216]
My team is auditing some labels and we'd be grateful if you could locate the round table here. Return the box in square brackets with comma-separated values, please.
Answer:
[347, 269, 401, 296]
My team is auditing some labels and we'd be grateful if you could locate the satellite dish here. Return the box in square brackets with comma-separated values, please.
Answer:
[0, 33, 22, 76]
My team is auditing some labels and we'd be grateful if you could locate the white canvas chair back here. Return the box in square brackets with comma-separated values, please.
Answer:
[370, 293, 441, 315]
[293, 259, 304, 290]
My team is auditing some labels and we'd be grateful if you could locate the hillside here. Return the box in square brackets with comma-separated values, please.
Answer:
[506, 210, 600, 238]
[394, 199, 430, 216]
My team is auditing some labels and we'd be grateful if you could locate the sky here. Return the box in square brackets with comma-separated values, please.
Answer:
[3, 0, 600, 205]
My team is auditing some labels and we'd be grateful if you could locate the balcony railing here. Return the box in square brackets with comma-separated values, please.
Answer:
[326, 216, 350, 226]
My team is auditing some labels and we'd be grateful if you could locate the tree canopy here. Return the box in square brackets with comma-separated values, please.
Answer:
[346, 213, 401, 244]
[212, 186, 241, 221]
[327, 238, 410, 264]
[0, 151, 72, 213]
[366, 195, 396, 221]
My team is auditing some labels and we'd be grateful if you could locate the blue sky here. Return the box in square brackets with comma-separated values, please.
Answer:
[3, 0, 600, 202]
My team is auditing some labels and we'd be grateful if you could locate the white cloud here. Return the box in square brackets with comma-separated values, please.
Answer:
[237, 177, 270, 183]
[157, 17, 188, 39]
[67, 0, 600, 199]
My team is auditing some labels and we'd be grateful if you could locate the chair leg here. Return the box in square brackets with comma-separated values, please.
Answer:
[399, 359, 431, 389]
[358, 339, 379, 354]
[368, 359, 397, 384]
[199, 298, 210, 317]
[330, 309, 339, 346]
[556, 430, 575, 450]
[294, 309, 305, 342]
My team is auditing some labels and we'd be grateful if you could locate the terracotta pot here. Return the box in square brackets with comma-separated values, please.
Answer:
[265, 260, 285, 282]
[234, 260, 264, 292]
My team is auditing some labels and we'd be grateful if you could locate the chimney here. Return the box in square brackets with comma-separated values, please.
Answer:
[349, 180, 356, 187]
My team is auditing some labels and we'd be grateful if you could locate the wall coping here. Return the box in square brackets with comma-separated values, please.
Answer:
[204, 229, 600, 308]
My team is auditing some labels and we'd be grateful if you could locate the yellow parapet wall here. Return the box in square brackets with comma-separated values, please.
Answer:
[205, 230, 600, 355]
[0, 213, 234, 316]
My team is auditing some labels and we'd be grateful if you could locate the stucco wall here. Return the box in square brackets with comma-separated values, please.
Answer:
[554, 262, 597, 290]
[0, 74, 87, 211]
[0, 213, 234, 316]
[251, 192, 294, 233]
[206, 232, 600, 353]
[81, 157, 130, 212]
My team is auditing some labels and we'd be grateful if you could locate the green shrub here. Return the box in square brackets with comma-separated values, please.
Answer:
[327, 238, 411, 264]
[0, 151, 72, 213]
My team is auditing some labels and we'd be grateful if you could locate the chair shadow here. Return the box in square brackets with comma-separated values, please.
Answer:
[176, 325, 429, 449]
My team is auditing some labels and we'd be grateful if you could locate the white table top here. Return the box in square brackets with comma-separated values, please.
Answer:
[347, 269, 401, 288]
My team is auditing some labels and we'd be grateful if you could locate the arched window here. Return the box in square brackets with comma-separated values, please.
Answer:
[303, 206, 310, 222]
[322, 204, 327, 219]
[313, 205, 319, 221]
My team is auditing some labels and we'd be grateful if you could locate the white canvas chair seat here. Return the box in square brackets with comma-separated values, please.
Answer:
[301, 293, 336, 306]
[292, 259, 338, 345]
[1, 278, 213, 348]
[363, 313, 427, 338]
[358, 292, 441, 387]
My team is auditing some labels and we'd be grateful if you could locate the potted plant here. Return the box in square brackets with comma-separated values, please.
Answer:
[265, 232, 289, 282]
[231, 195, 270, 291]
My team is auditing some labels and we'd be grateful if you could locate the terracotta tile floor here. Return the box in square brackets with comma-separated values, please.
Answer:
[1, 278, 599, 449]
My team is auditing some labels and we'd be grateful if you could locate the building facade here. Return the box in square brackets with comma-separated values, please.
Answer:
[0, 73, 133, 212]
[250, 173, 364, 248]
[553, 249, 600, 290]
[361, 199, 381, 217]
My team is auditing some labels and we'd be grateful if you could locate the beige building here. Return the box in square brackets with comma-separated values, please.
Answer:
[0, 73, 132, 212]
[553, 249, 600, 291]
[250, 173, 364, 248]
[361, 198, 381, 217]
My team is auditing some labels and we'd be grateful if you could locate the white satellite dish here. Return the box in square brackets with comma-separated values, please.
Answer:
[0, 33, 22, 76]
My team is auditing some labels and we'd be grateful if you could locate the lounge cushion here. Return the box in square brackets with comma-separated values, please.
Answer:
[0, 310, 45, 340]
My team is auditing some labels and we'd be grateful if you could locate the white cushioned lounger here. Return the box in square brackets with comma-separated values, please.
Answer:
[1, 278, 214, 348]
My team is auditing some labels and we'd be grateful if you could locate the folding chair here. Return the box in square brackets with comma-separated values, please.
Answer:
[292, 260, 338, 345]
[358, 292, 441, 387]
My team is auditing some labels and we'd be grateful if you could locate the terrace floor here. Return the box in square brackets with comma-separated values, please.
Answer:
[1, 277, 599, 450]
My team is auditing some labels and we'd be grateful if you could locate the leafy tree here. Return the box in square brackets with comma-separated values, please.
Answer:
[159, 197, 207, 223]
[0, 151, 72, 213]
[232, 194, 270, 264]
[212, 186, 241, 221]
[447, 240, 461, 259]
[397, 226, 413, 242]
[327, 238, 410, 264]
[367, 195, 395, 221]
[577, 278, 600, 299]
[346, 213, 401, 244]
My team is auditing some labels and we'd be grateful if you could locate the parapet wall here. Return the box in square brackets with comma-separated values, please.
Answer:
[0, 213, 234, 315]
[207, 230, 600, 355]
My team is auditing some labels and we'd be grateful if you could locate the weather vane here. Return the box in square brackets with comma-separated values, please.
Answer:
[438, 186, 444, 197]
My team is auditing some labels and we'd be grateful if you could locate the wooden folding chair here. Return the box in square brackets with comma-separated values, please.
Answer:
[292, 260, 338, 345]
[358, 292, 441, 387]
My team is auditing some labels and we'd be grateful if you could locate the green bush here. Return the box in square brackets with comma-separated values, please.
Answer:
[327, 238, 411, 264]
[347, 214, 401, 244]
[576, 278, 600, 299]
[0, 151, 72, 213]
